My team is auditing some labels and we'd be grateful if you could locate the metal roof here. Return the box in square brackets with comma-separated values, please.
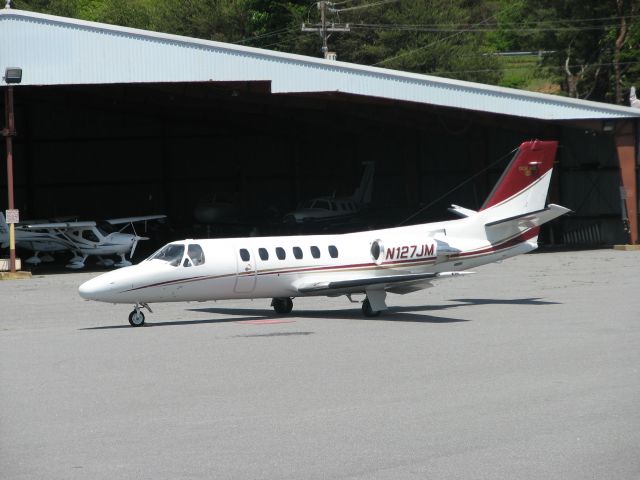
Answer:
[1, 8, 639, 121]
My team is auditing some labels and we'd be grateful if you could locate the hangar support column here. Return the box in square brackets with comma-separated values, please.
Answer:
[614, 120, 638, 244]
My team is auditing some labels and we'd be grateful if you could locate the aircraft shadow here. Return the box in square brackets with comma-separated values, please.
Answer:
[188, 307, 468, 324]
[448, 297, 560, 306]
[189, 297, 558, 324]
[80, 298, 558, 330]
[79, 317, 247, 330]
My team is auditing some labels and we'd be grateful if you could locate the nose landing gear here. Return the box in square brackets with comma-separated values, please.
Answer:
[128, 303, 153, 327]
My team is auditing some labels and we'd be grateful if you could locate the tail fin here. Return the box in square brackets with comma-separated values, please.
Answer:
[351, 161, 375, 205]
[481, 140, 558, 215]
[479, 140, 566, 245]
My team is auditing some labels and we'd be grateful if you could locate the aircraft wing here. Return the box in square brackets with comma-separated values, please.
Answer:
[296, 271, 472, 295]
[18, 221, 96, 230]
[106, 215, 167, 225]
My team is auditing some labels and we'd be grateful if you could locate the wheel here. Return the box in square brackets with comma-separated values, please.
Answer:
[272, 297, 293, 314]
[128, 309, 145, 327]
[362, 298, 381, 317]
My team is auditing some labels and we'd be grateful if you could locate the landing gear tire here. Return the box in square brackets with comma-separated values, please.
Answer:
[272, 297, 293, 314]
[362, 298, 381, 317]
[128, 310, 145, 327]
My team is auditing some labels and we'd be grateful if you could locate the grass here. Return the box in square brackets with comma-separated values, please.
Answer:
[498, 54, 561, 94]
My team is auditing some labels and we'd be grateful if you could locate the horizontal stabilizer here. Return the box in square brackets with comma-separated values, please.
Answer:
[486, 204, 570, 229]
[448, 204, 477, 218]
[297, 271, 473, 295]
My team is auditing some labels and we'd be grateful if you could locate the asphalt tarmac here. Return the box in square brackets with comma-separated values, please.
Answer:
[1, 249, 639, 479]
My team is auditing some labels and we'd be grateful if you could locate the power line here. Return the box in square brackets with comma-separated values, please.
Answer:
[330, 0, 399, 13]
[349, 14, 640, 28]
[233, 27, 293, 45]
[373, 5, 516, 67]
[350, 23, 626, 33]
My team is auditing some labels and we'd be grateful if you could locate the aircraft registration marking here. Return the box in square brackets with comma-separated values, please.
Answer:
[385, 243, 435, 260]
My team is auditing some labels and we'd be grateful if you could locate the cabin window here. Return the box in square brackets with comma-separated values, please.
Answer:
[310, 246, 320, 258]
[239, 248, 250, 262]
[259, 248, 269, 261]
[293, 246, 303, 259]
[82, 230, 100, 242]
[328, 245, 338, 258]
[148, 243, 184, 267]
[276, 247, 286, 260]
[315, 200, 330, 210]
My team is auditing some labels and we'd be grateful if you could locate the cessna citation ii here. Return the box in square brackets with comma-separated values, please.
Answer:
[79, 140, 569, 327]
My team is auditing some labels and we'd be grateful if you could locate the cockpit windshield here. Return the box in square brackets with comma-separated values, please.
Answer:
[187, 244, 205, 266]
[147, 243, 185, 267]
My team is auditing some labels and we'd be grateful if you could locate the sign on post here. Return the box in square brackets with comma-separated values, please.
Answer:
[5, 209, 19, 224]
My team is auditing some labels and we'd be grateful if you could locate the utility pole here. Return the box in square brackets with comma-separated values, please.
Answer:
[302, 1, 350, 60]
[2, 84, 16, 272]
[2, 67, 24, 276]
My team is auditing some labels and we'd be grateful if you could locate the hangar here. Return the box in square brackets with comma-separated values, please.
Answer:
[1, 7, 639, 247]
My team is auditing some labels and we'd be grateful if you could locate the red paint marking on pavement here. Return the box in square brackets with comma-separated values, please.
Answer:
[235, 319, 296, 325]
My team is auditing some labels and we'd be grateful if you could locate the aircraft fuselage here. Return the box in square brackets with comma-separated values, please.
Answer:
[79, 218, 536, 305]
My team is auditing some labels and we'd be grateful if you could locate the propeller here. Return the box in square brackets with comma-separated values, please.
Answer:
[129, 235, 149, 260]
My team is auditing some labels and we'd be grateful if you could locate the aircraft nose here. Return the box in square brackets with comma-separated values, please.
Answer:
[78, 267, 138, 303]
[78, 277, 103, 300]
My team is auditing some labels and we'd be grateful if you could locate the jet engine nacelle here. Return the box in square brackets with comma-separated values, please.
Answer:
[370, 236, 437, 265]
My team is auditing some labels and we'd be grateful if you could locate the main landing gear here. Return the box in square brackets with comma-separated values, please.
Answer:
[361, 290, 387, 317]
[271, 297, 293, 314]
[361, 298, 381, 317]
[128, 303, 153, 327]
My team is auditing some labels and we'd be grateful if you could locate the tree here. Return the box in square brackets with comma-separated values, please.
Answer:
[490, 0, 640, 104]
[307, 0, 503, 84]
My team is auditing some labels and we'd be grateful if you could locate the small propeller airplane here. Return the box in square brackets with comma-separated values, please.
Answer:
[283, 161, 375, 223]
[0, 214, 166, 269]
[79, 140, 569, 327]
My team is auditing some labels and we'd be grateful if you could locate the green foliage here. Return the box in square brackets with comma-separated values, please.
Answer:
[487, 0, 639, 103]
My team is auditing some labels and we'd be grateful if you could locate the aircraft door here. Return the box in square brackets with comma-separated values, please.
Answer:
[234, 247, 257, 293]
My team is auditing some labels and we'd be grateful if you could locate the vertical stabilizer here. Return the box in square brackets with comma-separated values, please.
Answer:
[351, 161, 375, 205]
[481, 140, 557, 217]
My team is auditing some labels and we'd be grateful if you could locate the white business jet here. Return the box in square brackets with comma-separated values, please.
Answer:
[79, 140, 569, 327]
[1, 214, 166, 268]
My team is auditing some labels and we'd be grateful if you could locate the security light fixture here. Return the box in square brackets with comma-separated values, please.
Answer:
[4, 67, 22, 84]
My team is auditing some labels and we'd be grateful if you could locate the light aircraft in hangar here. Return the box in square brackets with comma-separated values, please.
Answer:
[283, 161, 375, 224]
[79, 140, 569, 326]
[0, 214, 166, 269]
